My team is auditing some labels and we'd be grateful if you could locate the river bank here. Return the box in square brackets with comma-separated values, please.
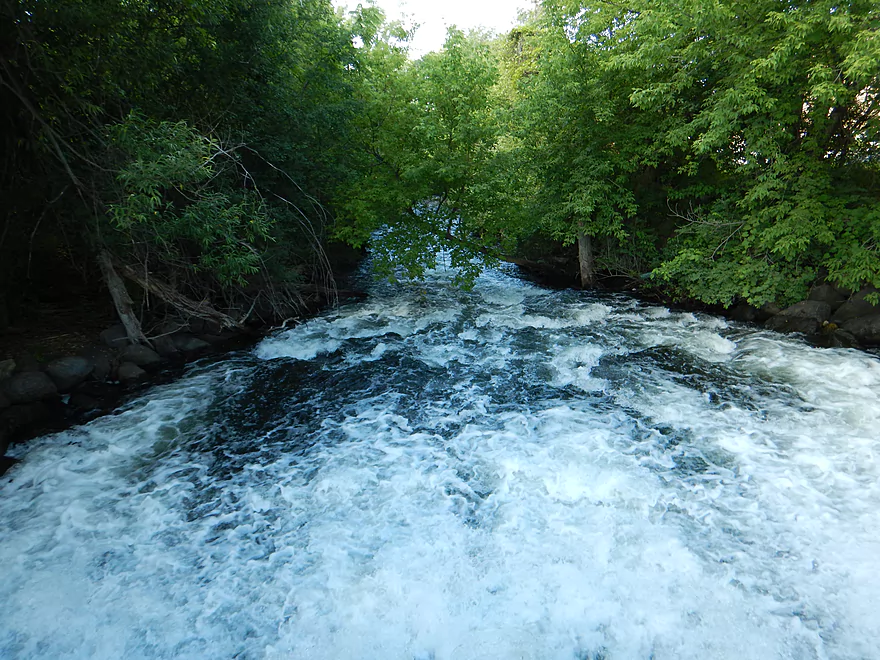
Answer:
[0, 242, 367, 474]
[4, 251, 879, 474]
[509, 254, 879, 351]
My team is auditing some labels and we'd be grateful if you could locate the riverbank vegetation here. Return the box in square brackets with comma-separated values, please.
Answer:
[343, 0, 879, 310]
[1, 0, 878, 344]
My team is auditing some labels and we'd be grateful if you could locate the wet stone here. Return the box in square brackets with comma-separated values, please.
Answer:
[0, 402, 50, 435]
[832, 286, 880, 324]
[2, 371, 57, 404]
[46, 356, 95, 393]
[117, 361, 147, 383]
[808, 284, 848, 311]
[842, 314, 880, 345]
[0, 359, 15, 381]
[80, 345, 114, 382]
[100, 324, 129, 348]
[172, 334, 211, 353]
[121, 344, 162, 367]
[765, 301, 831, 335]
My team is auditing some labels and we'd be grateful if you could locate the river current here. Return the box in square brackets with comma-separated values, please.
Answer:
[1, 264, 879, 659]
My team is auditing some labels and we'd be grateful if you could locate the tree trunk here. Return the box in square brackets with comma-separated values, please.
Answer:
[98, 251, 149, 345]
[577, 231, 595, 289]
[115, 262, 241, 329]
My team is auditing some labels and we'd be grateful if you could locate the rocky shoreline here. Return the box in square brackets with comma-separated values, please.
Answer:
[0, 320, 273, 475]
[511, 257, 880, 351]
[724, 283, 880, 350]
[3, 265, 879, 476]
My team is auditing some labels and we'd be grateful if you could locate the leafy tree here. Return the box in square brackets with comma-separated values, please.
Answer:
[1, 0, 356, 336]
[546, 0, 880, 304]
[335, 24, 502, 286]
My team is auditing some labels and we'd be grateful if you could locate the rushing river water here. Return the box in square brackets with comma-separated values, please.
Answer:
[2, 264, 880, 659]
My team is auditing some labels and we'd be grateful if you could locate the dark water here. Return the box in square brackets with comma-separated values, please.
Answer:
[1, 264, 879, 659]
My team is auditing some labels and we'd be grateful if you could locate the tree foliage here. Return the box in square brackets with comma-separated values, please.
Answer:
[0, 0, 354, 331]
[2, 0, 878, 332]
[335, 25, 502, 286]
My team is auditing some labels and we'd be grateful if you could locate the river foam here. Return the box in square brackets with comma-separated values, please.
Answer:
[1, 264, 878, 659]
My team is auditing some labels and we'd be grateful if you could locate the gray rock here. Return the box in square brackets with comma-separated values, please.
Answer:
[172, 334, 211, 353]
[832, 286, 880, 324]
[765, 316, 822, 334]
[188, 318, 222, 335]
[67, 392, 101, 412]
[13, 354, 40, 373]
[198, 331, 239, 345]
[727, 302, 777, 324]
[728, 302, 760, 323]
[3, 371, 58, 403]
[0, 429, 9, 457]
[100, 324, 130, 348]
[152, 335, 180, 357]
[80, 346, 114, 382]
[0, 402, 50, 435]
[782, 300, 832, 320]
[808, 284, 848, 311]
[0, 359, 15, 381]
[841, 314, 880, 345]
[121, 344, 162, 367]
[764, 301, 831, 335]
[117, 362, 147, 383]
[46, 356, 95, 393]
[760, 302, 783, 318]
[829, 329, 861, 349]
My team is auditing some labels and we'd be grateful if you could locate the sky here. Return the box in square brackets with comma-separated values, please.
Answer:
[334, 0, 533, 58]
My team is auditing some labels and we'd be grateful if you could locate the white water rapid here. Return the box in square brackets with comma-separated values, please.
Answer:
[1, 264, 879, 659]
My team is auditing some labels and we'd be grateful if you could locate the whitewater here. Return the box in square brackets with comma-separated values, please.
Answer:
[1, 264, 878, 659]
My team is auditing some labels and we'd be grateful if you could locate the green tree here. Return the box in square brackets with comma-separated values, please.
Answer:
[336, 25, 502, 285]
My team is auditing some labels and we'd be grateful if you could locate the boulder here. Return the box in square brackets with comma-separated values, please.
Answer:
[45, 356, 95, 393]
[764, 301, 831, 335]
[152, 335, 180, 358]
[67, 392, 101, 413]
[831, 286, 880, 324]
[727, 302, 777, 324]
[2, 371, 57, 404]
[120, 344, 162, 367]
[808, 284, 848, 311]
[0, 359, 15, 381]
[0, 402, 50, 435]
[80, 346, 114, 382]
[13, 354, 40, 373]
[100, 324, 130, 348]
[828, 329, 861, 349]
[198, 331, 240, 345]
[188, 318, 222, 336]
[117, 361, 147, 383]
[172, 333, 211, 353]
[761, 302, 783, 318]
[841, 314, 880, 345]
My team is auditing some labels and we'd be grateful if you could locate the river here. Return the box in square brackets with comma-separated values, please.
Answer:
[1, 263, 879, 659]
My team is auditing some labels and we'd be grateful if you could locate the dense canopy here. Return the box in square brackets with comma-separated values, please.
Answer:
[1, 0, 878, 337]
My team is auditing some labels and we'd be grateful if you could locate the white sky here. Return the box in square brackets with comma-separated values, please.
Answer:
[335, 0, 533, 57]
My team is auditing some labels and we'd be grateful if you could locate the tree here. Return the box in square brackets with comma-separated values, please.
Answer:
[335, 25, 502, 286]
[1, 0, 357, 337]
